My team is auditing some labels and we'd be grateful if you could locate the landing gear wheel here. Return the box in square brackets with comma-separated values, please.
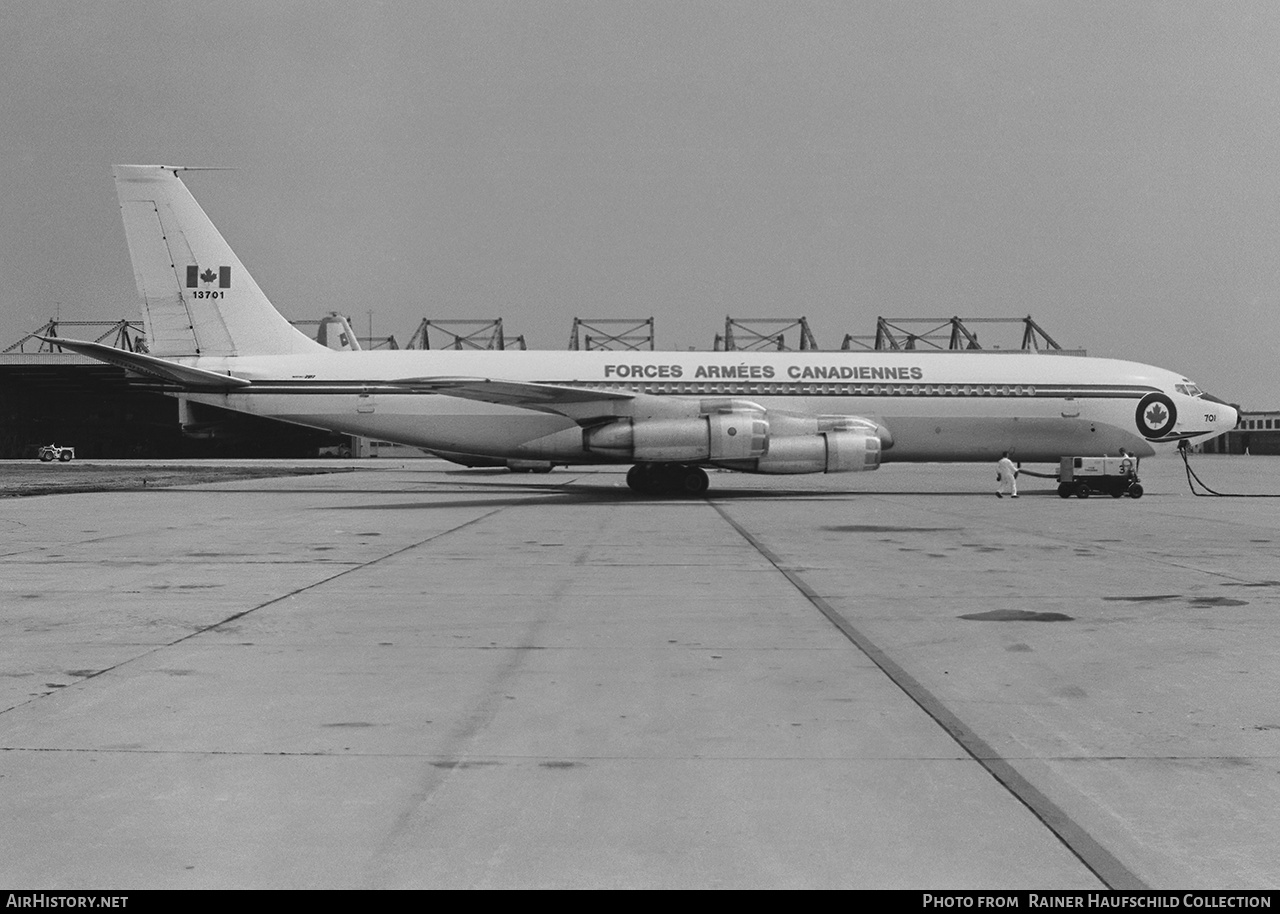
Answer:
[629, 464, 674, 496]
[648, 464, 681, 496]
[627, 464, 708, 496]
[680, 466, 709, 496]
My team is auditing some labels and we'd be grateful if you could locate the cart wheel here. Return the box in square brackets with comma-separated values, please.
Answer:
[1075, 483, 1091, 499]
[1128, 483, 1144, 499]
[1057, 483, 1073, 499]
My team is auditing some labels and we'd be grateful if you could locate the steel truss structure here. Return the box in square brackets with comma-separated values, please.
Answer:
[568, 317, 654, 351]
[714, 316, 818, 352]
[406, 319, 524, 350]
[5, 319, 148, 354]
[841, 316, 1080, 353]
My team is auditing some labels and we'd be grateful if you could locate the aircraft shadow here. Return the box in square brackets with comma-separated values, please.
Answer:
[322, 481, 1065, 511]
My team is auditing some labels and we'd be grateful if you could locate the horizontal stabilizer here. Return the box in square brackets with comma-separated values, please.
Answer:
[42, 337, 252, 389]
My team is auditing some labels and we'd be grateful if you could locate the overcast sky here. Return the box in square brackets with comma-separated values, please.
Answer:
[3, 1, 1278, 405]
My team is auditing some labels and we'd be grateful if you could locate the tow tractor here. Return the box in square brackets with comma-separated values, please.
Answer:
[1057, 455, 1142, 499]
[37, 444, 76, 462]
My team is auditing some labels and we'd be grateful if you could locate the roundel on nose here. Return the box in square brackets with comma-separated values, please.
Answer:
[1135, 392, 1177, 438]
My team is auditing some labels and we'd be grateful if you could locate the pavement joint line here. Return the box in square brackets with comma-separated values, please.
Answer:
[709, 499, 1147, 891]
[171, 506, 506, 638]
[2, 744, 1271, 763]
[0, 742, 975, 758]
[0, 507, 506, 719]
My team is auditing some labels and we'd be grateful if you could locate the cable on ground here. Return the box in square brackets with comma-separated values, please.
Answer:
[1180, 441, 1280, 497]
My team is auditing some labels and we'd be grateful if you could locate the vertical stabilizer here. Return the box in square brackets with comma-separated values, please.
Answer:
[113, 165, 324, 357]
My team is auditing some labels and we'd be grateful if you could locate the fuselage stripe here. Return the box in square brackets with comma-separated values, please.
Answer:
[240, 380, 1159, 399]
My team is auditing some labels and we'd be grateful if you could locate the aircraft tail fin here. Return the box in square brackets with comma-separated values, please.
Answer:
[316, 312, 361, 351]
[113, 165, 324, 358]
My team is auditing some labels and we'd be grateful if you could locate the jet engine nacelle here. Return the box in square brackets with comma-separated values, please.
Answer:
[745, 429, 882, 474]
[585, 411, 769, 462]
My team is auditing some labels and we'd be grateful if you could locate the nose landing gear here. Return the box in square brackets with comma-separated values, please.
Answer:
[626, 463, 710, 496]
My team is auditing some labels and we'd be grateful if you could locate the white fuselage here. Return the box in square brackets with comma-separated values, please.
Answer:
[175, 348, 1234, 465]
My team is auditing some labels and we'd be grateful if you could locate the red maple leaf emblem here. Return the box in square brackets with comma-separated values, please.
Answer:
[1145, 403, 1168, 427]
[200, 268, 216, 283]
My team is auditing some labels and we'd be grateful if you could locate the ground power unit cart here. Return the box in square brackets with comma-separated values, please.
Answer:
[1057, 456, 1142, 499]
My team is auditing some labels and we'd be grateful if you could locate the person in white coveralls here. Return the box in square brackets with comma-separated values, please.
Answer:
[996, 452, 1018, 499]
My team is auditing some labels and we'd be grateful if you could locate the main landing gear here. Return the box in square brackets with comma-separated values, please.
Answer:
[626, 463, 710, 496]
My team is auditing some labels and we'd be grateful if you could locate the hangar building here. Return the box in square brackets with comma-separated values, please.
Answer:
[1, 320, 343, 459]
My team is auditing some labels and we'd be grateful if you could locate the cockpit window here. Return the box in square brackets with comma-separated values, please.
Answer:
[1175, 383, 1204, 397]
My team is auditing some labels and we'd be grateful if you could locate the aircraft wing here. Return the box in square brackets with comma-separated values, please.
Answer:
[388, 376, 635, 422]
[41, 337, 252, 389]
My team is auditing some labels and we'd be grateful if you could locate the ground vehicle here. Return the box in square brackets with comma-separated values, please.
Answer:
[38, 444, 76, 462]
[1058, 455, 1142, 499]
[37, 444, 76, 462]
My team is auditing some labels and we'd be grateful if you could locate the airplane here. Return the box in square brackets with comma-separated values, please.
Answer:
[48, 164, 1237, 495]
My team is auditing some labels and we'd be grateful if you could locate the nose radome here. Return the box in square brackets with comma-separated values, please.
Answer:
[1194, 392, 1238, 432]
